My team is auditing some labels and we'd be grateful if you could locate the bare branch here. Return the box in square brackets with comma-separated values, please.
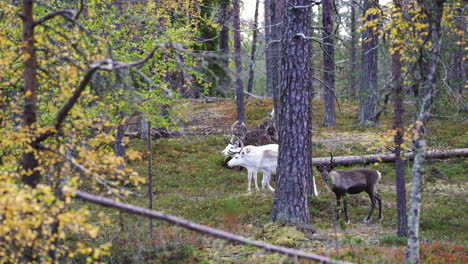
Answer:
[33, 46, 159, 144]
[291, 1, 322, 9]
[311, 75, 341, 111]
[33, 9, 76, 27]
[73, 190, 348, 264]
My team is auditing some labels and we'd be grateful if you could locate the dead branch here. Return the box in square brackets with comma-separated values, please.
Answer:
[312, 148, 468, 166]
[73, 190, 349, 264]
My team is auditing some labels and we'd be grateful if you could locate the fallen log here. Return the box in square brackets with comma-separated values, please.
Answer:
[312, 148, 468, 167]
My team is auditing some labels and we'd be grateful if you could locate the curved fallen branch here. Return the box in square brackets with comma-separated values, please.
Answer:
[73, 190, 349, 264]
[312, 148, 468, 166]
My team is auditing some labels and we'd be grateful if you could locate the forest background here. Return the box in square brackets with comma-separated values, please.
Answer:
[0, 0, 466, 263]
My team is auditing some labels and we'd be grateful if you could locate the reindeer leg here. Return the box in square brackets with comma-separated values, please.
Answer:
[335, 194, 342, 222]
[247, 169, 252, 192]
[343, 196, 350, 224]
[253, 171, 259, 191]
[364, 191, 376, 223]
[375, 193, 383, 220]
[263, 170, 275, 192]
[312, 175, 318, 197]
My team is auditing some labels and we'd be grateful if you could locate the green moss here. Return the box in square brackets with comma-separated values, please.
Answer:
[252, 223, 308, 248]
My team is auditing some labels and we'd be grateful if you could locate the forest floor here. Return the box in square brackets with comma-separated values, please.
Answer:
[83, 98, 467, 263]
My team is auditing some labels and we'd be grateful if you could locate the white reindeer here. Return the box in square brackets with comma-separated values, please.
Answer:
[221, 137, 318, 195]
[227, 146, 277, 192]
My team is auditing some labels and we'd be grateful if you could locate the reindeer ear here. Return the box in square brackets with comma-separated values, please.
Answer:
[316, 165, 323, 172]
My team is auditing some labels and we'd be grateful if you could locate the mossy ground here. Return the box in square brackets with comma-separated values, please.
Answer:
[85, 98, 467, 263]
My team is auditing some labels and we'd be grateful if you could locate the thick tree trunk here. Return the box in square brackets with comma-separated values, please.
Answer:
[264, 0, 274, 97]
[311, 148, 468, 167]
[218, 0, 231, 92]
[350, 1, 357, 98]
[233, 0, 245, 124]
[392, 0, 408, 238]
[270, 0, 284, 123]
[21, 0, 41, 187]
[247, 0, 260, 94]
[406, 1, 446, 262]
[271, 0, 312, 224]
[358, 0, 379, 126]
[322, 0, 336, 127]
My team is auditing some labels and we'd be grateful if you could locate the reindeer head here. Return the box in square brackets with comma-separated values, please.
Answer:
[221, 136, 244, 156]
[221, 121, 247, 156]
[316, 153, 335, 180]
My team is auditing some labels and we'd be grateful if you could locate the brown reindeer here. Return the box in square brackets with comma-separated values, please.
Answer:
[316, 153, 383, 224]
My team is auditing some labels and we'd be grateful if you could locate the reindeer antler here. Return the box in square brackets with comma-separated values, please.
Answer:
[229, 121, 239, 143]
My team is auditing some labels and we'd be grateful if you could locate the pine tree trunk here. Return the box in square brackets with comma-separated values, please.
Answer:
[358, 0, 379, 126]
[233, 0, 245, 124]
[454, 6, 465, 94]
[322, 0, 336, 127]
[350, 0, 357, 98]
[271, 0, 284, 123]
[247, 0, 260, 94]
[393, 0, 407, 238]
[271, 0, 312, 224]
[406, 1, 446, 262]
[218, 0, 231, 92]
[264, 0, 274, 97]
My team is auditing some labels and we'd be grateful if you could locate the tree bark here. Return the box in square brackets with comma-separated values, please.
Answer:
[218, 0, 231, 92]
[21, 0, 41, 187]
[350, 0, 357, 98]
[247, 0, 260, 94]
[311, 148, 468, 167]
[114, 112, 127, 158]
[392, 0, 408, 238]
[454, 5, 465, 95]
[264, 0, 274, 97]
[233, 0, 245, 124]
[358, 0, 379, 126]
[271, 0, 312, 224]
[270, 0, 284, 123]
[147, 121, 154, 239]
[406, 1, 446, 263]
[322, 0, 336, 127]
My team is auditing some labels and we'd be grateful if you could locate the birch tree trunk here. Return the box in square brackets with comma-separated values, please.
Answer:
[406, 1, 446, 262]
